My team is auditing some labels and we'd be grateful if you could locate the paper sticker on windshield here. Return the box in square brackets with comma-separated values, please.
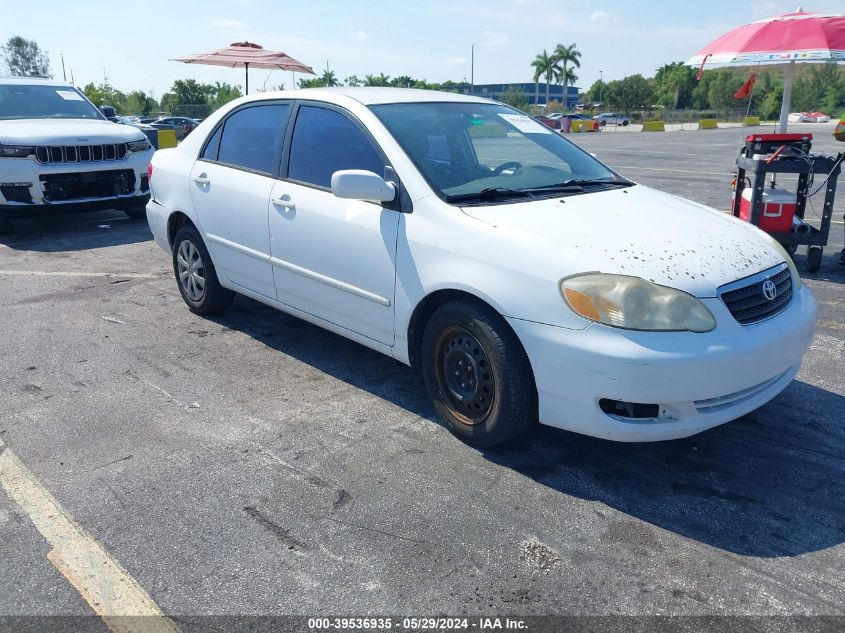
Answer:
[497, 113, 552, 134]
[56, 90, 84, 101]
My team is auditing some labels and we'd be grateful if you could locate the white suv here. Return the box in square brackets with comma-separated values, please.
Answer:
[0, 77, 155, 233]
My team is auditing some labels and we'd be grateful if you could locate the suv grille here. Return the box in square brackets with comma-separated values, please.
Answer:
[34, 144, 128, 164]
[719, 264, 792, 325]
[39, 169, 136, 202]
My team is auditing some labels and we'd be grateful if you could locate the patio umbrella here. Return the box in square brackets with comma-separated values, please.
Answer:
[687, 9, 845, 132]
[171, 41, 315, 94]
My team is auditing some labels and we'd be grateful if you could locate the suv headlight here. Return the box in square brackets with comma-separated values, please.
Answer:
[0, 145, 35, 158]
[561, 273, 716, 332]
[128, 139, 151, 152]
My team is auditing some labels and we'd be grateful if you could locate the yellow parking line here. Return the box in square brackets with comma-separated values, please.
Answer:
[0, 439, 180, 633]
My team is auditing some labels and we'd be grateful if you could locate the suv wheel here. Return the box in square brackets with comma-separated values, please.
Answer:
[420, 299, 537, 447]
[172, 224, 234, 315]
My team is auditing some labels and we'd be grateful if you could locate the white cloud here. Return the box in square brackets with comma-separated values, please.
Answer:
[209, 18, 248, 29]
[481, 30, 509, 47]
[588, 10, 618, 23]
[355, 29, 369, 41]
[446, 56, 468, 66]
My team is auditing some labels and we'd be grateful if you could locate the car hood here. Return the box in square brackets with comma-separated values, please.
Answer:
[0, 119, 147, 145]
[460, 184, 784, 298]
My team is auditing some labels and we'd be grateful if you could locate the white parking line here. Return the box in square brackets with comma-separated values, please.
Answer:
[0, 439, 180, 633]
[0, 270, 161, 279]
[606, 164, 731, 177]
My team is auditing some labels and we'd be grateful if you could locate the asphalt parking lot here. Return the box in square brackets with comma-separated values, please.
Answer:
[1, 123, 844, 630]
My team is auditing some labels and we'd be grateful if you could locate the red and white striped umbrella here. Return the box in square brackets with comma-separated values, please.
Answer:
[172, 41, 315, 94]
[687, 9, 845, 131]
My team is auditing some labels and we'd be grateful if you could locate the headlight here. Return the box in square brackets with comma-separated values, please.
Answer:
[765, 236, 802, 291]
[0, 145, 35, 158]
[560, 273, 716, 332]
[128, 139, 151, 152]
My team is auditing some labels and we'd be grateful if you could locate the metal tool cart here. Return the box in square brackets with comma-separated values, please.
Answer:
[732, 133, 844, 273]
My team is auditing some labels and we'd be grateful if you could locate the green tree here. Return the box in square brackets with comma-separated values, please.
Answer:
[654, 62, 696, 109]
[603, 75, 653, 112]
[1, 36, 51, 77]
[344, 75, 362, 87]
[82, 81, 127, 112]
[499, 86, 529, 111]
[707, 70, 743, 110]
[298, 77, 326, 88]
[363, 73, 391, 86]
[320, 69, 340, 87]
[553, 43, 581, 107]
[124, 90, 158, 116]
[585, 79, 605, 104]
[759, 84, 784, 120]
[210, 82, 242, 109]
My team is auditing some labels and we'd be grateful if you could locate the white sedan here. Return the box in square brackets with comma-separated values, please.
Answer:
[146, 88, 816, 446]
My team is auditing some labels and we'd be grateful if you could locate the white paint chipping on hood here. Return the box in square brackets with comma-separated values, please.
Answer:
[460, 184, 784, 298]
[0, 119, 147, 145]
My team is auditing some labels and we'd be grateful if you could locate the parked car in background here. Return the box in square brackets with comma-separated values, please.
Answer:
[788, 111, 831, 123]
[0, 77, 154, 233]
[146, 88, 815, 447]
[533, 114, 561, 129]
[593, 112, 630, 126]
[150, 116, 200, 141]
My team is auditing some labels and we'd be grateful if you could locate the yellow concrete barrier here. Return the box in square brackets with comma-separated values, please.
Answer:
[157, 129, 178, 149]
[699, 118, 719, 129]
[743, 116, 760, 126]
[571, 120, 597, 132]
[641, 120, 665, 132]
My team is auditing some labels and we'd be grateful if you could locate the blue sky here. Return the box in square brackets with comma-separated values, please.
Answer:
[2, 0, 843, 97]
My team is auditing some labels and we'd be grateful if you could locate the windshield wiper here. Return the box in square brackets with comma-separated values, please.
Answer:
[553, 177, 635, 188]
[444, 187, 534, 203]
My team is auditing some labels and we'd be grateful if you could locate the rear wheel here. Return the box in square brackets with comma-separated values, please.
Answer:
[421, 299, 537, 447]
[172, 224, 234, 314]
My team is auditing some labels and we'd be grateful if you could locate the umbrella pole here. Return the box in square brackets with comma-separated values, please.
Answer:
[245, 62, 249, 95]
[777, 61, 795, 133]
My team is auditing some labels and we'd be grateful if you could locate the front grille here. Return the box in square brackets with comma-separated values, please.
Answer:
[34, 144, 128, 165]
[719, 264, 792, 325]
[39, 169, 136, 202]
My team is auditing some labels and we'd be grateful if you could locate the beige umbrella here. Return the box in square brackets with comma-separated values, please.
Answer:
[171, 41, 315, 94]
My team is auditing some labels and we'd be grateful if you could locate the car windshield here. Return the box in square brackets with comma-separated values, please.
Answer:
[0, 84, 104, 120]
[370, 101, 628, 203]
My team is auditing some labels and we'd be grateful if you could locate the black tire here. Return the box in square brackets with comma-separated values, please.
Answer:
[599, 119, 607, 127]
[124, 206, 147, 220]
[420, 299, 537, 447]
[806, 246, 823, 273]
[171, 224, 234, 315]
[0, 213, 12, 235]
[622, 119, 629, 126]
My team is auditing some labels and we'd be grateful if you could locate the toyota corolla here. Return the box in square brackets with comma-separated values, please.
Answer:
[145, 88, 816, 446]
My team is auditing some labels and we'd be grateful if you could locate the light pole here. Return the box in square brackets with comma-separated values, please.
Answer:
[470, 44, 475, 95]
[599, 70, 603, 107]
[60, 53, 66, 82]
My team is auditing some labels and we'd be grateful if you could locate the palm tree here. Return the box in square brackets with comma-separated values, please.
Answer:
[530, 50, 561, 110]
[553, 43, 581, 108]
[321, 69, 339, 87]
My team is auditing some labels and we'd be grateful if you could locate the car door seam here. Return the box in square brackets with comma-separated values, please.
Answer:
[268, 255, 391, 307]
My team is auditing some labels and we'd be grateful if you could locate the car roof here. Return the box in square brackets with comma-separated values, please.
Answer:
[238, 87, 493, 107]
[0, 76, 76, 88]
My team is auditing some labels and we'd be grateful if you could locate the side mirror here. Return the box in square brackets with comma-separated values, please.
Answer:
[100, 105, 116, 120]
[331, 170, 396, 203]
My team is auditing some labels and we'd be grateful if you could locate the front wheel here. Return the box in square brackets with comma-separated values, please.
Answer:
[172, 224, 234, 314]
[124, 205, 147, 220]
[420, 299, 537, 447]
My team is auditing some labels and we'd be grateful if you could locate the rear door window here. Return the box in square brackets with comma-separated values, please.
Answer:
[216, 104, 290, 175]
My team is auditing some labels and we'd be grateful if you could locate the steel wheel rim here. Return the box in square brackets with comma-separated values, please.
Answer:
[435, 327, 495, 425]
[176, 239, 206, 302]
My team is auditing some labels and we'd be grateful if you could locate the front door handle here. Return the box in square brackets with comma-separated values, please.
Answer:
[193, 174, 210, 185]
[271, 196, 295, 210]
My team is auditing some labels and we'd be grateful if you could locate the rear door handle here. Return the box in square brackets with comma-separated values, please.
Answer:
[271, 196, 295, 210]
[193, 174, 210, 185]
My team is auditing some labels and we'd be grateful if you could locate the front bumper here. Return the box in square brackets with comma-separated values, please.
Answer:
[508, 285, 817, 441]
[0, 151, 152, 213]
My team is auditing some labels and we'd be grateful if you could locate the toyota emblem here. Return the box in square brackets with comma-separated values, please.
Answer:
[762, 279, 777, 301]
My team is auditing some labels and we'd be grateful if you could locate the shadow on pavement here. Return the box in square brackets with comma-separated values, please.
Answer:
[213, 295, 845, 559]
[0, 212, 152, 252]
